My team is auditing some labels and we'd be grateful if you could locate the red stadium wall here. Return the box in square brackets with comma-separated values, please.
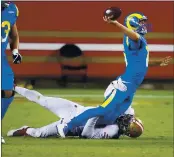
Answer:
[8, 2, 173, 79]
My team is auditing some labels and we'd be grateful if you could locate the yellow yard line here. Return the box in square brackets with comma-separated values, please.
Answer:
[8, 56, 174, 64]
[19, 31, 174, 39]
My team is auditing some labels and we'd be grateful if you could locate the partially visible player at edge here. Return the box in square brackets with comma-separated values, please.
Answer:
[1, 1, 22, 144]
[57, 12, 172, 137]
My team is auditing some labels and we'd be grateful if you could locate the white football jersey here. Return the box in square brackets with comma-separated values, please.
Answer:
[81, 117, 119, 139]
[81, 106, 134, 139]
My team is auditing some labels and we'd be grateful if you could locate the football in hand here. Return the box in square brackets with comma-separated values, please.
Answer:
[104, 7, 122, 20]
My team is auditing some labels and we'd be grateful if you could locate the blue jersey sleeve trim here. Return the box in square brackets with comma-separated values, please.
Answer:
[9, 3, 19, 18]
[14, 5, 19, 17]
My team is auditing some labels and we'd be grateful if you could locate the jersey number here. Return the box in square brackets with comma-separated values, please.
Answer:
[1, 21, 11, 43]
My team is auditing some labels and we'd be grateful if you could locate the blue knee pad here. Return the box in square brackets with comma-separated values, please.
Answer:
[1, 97, 14, 120]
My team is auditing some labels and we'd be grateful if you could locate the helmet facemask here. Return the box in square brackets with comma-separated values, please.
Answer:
[116, 115, 144, 138]
[136, 17, 148, 35]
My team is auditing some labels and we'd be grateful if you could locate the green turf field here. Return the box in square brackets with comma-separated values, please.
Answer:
[2, 89, 173, 157]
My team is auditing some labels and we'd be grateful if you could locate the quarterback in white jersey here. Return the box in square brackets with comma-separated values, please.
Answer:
[7, 86, 143, 139]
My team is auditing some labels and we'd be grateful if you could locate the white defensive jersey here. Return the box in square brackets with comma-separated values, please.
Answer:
[81, 106, 134, 139]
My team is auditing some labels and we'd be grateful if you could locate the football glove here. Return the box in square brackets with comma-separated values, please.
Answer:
[12, 49, 22, 64]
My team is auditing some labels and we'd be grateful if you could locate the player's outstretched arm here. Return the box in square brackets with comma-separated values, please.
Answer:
[9, 23, 22, 64]
[103, 16, 139, 41]
[149, 56, 172, 67]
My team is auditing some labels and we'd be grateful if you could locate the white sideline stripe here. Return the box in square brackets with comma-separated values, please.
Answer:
[7, 43, 174, 52]
[15, 94, 173, 98]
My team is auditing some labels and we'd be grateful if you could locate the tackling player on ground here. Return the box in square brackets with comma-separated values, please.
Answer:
[7, 86, 143, 139]
[57, 12, 172, 137]
[1, 1, 22, 144]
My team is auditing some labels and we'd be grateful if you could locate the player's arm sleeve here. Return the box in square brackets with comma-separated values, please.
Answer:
[124, 106, 135, 115]
[81, 117, 99, 138]
[90, 125, 119, 139]
[82, 117, 120, 139]
[14, 4, 19, 18]
[11, 4, 19, 26]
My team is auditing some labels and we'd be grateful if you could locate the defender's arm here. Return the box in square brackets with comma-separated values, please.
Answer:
[81, 117, 119, 139]
[81, 117, 99, 138]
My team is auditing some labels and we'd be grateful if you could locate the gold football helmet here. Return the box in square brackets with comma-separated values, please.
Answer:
[126, 117, 144, 138]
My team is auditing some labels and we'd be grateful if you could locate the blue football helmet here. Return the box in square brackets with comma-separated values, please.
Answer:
[124, 12, 148, 35]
